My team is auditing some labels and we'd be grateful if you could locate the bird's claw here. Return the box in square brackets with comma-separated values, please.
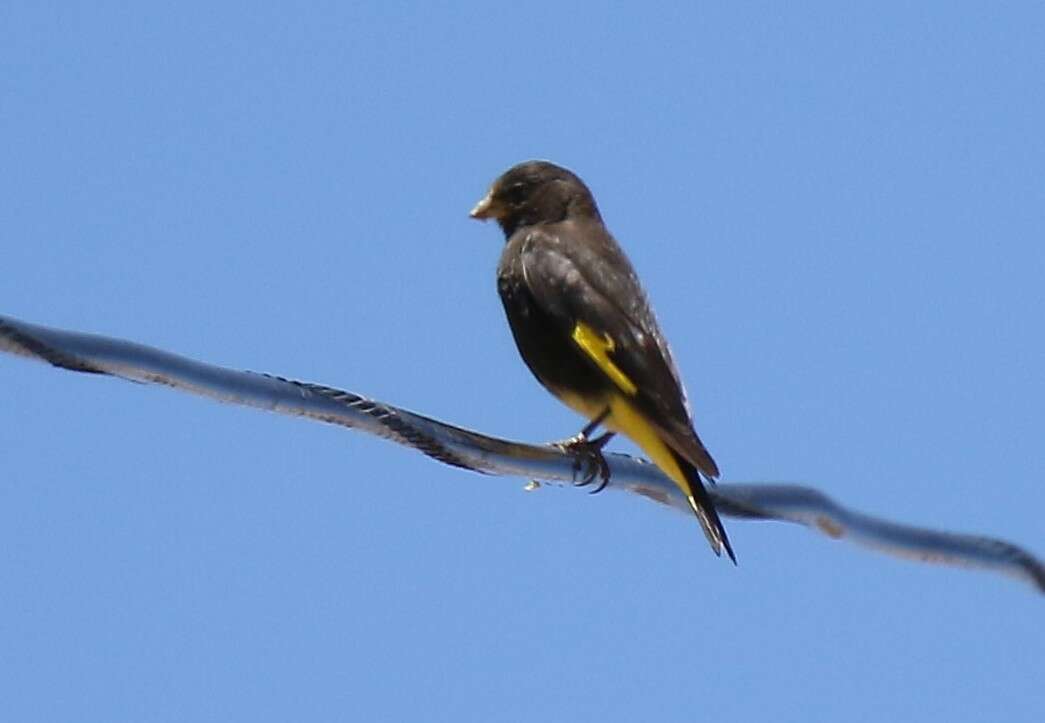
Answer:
[555, 431, 614, 493]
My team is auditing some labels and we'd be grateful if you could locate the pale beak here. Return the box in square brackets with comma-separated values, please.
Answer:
[469, 191, 497, 220]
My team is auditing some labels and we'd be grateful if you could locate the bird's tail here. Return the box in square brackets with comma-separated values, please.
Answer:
[670, 448, 736, 564]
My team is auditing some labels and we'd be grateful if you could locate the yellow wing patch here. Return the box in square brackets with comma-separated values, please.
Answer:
[571, 322, 638, 396]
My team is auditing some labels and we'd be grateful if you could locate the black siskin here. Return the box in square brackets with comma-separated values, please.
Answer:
[470, 160, 735, 562]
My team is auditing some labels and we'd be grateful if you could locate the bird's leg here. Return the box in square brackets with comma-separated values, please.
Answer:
[554, 409, 610, 451]
[554, 409, 615, 492]
[580, 409, 610, 439]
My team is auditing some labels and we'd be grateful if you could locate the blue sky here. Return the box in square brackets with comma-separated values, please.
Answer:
[2, 3, 1042, 721]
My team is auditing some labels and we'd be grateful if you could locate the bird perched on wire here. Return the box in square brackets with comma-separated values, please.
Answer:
[470, 160, 735, 563]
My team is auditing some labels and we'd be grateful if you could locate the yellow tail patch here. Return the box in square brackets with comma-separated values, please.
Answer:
[559, 328, 725, 555]
[571, 322, 690, 496]
[605, 396, 720, 554]
[571, 322, 638, 396]
[603, 393, 691, 499]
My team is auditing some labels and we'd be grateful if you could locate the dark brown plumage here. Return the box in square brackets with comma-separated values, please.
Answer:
[470, 160, 734, 562]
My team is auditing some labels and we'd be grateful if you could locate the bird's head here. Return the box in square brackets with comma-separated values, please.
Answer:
[470, 160, 601, 237]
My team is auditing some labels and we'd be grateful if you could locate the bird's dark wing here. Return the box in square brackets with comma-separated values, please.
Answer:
[517, 224, 720, 478]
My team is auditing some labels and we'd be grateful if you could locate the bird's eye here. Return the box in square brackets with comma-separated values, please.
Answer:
[503, 182, 528, 201]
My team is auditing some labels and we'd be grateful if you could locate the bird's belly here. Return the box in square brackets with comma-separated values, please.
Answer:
[498, 275, 608, 407]
[548, 386, 611, 421]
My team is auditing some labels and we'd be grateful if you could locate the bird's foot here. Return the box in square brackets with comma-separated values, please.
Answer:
[554, 431, 615, 493]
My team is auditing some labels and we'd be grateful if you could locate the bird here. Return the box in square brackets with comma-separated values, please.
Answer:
[470, 160, 735, 563]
